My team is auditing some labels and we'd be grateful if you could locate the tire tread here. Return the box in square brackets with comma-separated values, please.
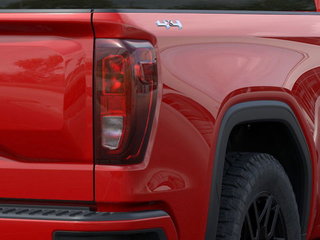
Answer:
[216, 152, 299, 239]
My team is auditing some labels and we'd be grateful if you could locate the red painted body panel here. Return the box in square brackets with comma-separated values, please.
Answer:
[1, 5, 320, 240]
[93, 11, 320, 240]
[0, 13, 94, 201]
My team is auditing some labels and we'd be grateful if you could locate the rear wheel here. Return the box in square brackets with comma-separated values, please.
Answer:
[216, 152, 301, 240]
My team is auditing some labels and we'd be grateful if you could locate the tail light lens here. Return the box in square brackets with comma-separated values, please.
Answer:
[94, 39, 158, 164]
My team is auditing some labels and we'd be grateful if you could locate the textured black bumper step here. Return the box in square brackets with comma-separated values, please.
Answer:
[0, 204, 167, 221]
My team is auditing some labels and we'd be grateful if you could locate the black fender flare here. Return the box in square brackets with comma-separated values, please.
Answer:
[205, 100, 311, 239]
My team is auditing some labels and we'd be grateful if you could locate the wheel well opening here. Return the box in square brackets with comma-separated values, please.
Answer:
[226, 121, 308, 230]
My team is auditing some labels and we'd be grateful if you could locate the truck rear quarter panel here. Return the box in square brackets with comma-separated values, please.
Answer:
[93, 11, 320, 239]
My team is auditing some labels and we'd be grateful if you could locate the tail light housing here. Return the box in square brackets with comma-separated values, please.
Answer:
[94, 39, 158, 164]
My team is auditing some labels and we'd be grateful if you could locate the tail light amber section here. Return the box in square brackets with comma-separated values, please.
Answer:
[94, 39, 158, 164]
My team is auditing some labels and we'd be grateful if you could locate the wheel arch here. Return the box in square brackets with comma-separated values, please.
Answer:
[205, 100, 312, 239]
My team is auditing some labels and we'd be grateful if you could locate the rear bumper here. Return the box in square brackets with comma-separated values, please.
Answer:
[0, 205, 178, 240]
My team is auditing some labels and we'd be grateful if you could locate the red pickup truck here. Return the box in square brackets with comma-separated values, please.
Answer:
[0, 0, 320, 239]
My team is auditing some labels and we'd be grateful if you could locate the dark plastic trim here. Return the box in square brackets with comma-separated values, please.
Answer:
[0, 9, 317, 15]
[0, 204, 167, 221]
[205, 101, 311, 240]
[54, 229, 167, 240]
[93, 9, 319, 15]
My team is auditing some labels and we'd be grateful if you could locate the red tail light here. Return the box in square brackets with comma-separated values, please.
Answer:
[94, 39, 158, 164]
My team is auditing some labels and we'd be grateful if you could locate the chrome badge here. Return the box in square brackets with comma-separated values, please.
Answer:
[156, 20, 183, 30]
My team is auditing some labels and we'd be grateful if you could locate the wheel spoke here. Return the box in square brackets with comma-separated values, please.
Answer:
[241, 194, 287, 240]
[253, 201, 260, 231]
[245, 213, 256, 240]
[258, 196, 272, 224]
[263, 199, 272, 228]
[267, 205, 280, 239]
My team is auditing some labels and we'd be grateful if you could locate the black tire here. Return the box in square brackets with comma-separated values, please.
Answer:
[216, 152, 301, 240]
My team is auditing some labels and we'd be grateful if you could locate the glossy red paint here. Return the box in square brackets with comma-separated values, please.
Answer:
[0, 6, 320, 240]
[315, 0, 320, 11]
[93, 11, 320, 240]
[0, 13, 94, 200]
